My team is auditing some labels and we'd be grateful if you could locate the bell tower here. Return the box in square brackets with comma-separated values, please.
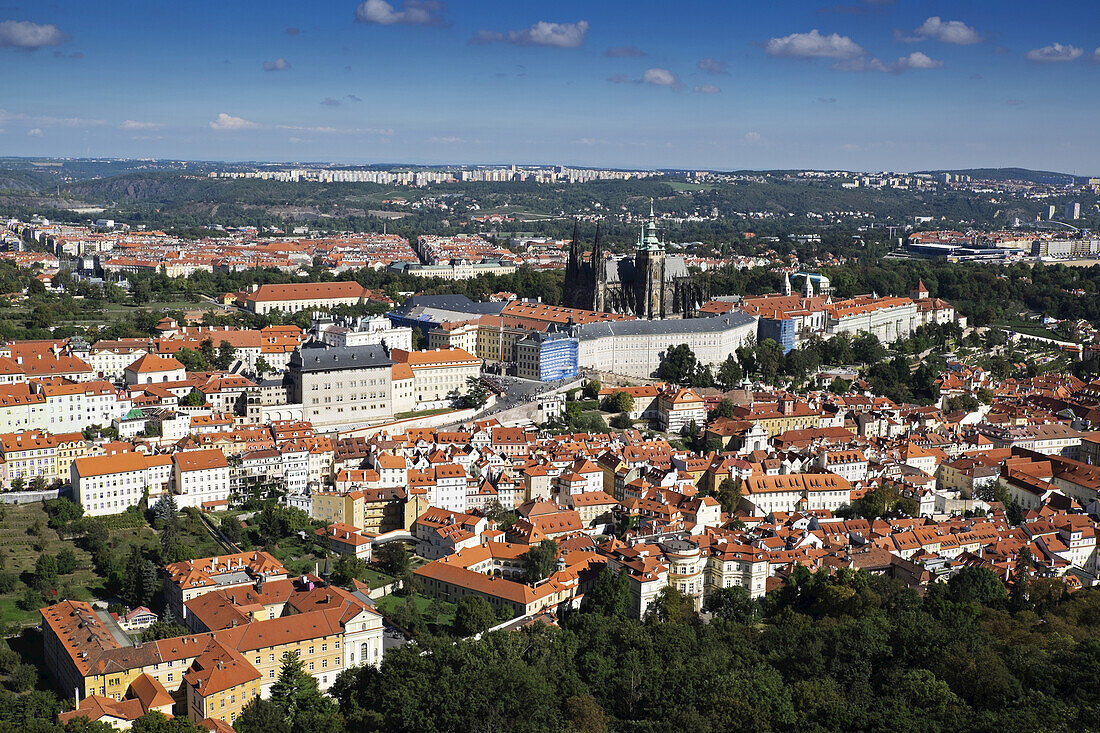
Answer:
[635, 203, 666, 319]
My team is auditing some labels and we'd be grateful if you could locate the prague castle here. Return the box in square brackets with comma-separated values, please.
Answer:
[563, 208, 706, 319]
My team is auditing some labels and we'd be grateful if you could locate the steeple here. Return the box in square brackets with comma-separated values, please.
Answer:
[593, 221, 604, 279]
[639, 201, 663, 251]
[802, 274, 814, 298]
[782, 272, 792, 296]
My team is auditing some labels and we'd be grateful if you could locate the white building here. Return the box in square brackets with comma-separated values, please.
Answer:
[575, 313, 758, 379]
[72, 453, 173, 517]
[173, 449, 231, 508]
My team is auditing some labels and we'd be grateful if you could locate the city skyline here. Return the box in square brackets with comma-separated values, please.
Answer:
[2, 1, 1100, 173]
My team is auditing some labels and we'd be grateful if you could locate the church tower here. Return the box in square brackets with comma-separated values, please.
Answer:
[782, 272, 792, 296]
[592, 221, 606, 311]
[635, 204, 666, 319]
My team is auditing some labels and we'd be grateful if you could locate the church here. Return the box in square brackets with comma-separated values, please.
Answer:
[562, 209, 706, 319]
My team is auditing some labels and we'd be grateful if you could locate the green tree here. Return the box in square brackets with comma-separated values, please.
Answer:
[460, 376, 489, 409]
[716, 355, 743, 390]
[452, 595, 497, 637]
[656, 343, 698, 385]
[524, 539, 559, 584]
[376, 542, 410, 576]
[235, 697, 290, 733]
[332, 554, 365, 587]
[704, 586, 760, 623]
[55, 548, 78, 575]
[254, 355, 273, 377]
[713, 398, 735, 419]
[214, 340, 237, 371]
[604, 390, 635, 414]
[179, 388, 205, 407]
[645, 585, 695, 624]
[714, 477, 743, 515]
[582, 379, 601, 400]
[129, 711, 206, 732]
[584, 566, 630, 618]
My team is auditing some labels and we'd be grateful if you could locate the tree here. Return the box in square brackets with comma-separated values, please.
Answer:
[645, 585, 695, 624]
[179, 388, 205, 407]
[235, 697, 290, 733]
[704, 586, 761, 624]
[584, 566, 630, 618]
[254, 355, 273, 377]
[716, 355, 743, 390]
[10, 477, 24, 493]
[173, 347, 207, 372]
[945, 567, 1008, 607]
[33, 553, 58, 591]
[129, 712, 206, 732]
[29, 475, 46, 492]
[610, 413, 634, 429]
[56, 548, 78, 575]
[852, 332, 886, 364]
[604, 390, 635, 414]
[332, 554, 365, 587]
[829, 377, 851, 394]
[714, 477, 743, 515]
[376, 542, 410, 576]
[263, 651, 342, 732]
[524, 539, 559, 584]
[755, 339, 783, 382]
[214, 340, 237, 371]
[656, 343, 698, 385]
[582, 379, 601, 400]
[452, 595, 496, 637]
[459, 376, 489, 410]
[713, 398, 735, 419]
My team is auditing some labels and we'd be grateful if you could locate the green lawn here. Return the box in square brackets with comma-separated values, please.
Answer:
[376, 592, 455, 628]
[394, 407, 455, 420]
[0, 503, 159, 629]
[992, 320, 1071, 341]
[360, 567, 397, 590]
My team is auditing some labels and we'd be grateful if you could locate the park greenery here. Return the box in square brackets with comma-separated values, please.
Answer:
[324, 564, 1100, 732]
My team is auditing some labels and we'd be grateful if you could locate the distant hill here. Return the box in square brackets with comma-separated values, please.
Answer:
[918, 168, 1089, 185]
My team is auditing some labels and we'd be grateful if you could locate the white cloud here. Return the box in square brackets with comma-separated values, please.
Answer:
[0, 20, 66, 49]
[263, 57, 290, 71]
[642, 68, 677, 86]
[354, 0, 448, 27]
[907, 17, 981, 45]
[119, 120, 161, 130]
[693, 84, 721, 94]
[209, 113, 259, 130]
[1026, 43, 1083, 62]
[894, 51, 943, 70]
[743, 131, 764, 144]
[27, 128, 42, 137]
[508, 20, 589, 48]
[698, 57, 728, 74]
[426, 135, 462, 144]
[765, 29, 864, 59]
[320, 97, 341, 107]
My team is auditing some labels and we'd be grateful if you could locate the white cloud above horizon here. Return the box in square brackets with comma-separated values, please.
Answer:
[470, 20, 589, 48]
[0, 20, 66, 49]
[1025, 43, 1083, 62]
[354, 0, 449, 27]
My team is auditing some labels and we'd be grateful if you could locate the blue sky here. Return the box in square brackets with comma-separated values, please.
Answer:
[1, 0, 1099, 173]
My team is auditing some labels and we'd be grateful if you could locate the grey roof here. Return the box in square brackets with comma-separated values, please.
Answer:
[389, 294, 506, 320]
[575, 312, 757, 341]
[289, 344, 392, 372]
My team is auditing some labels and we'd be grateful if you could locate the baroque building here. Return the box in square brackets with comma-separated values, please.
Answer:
[563, 209, 705, 319]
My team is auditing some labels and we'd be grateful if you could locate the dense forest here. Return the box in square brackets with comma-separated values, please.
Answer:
[323, 566, 1100, 733]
